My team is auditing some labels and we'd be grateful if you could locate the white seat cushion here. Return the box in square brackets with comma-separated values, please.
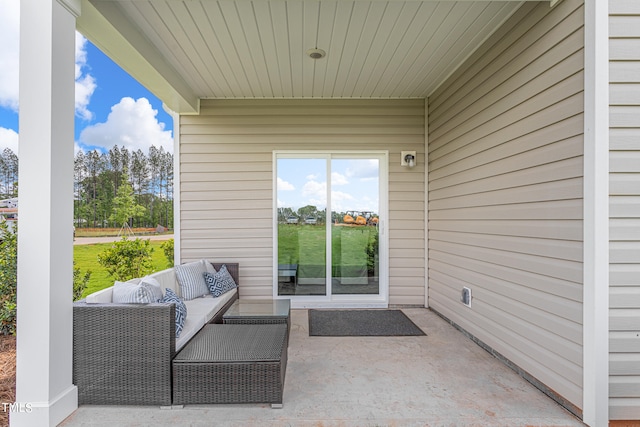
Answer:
[85, 286, 114, 304]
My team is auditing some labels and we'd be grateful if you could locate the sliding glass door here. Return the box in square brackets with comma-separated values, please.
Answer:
[330, 158, 379, 296]
[276, 157, 327, 296]
[275, 152, 387, 306]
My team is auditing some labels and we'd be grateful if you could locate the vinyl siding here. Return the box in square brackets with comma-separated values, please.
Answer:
[609, 0, 640, 419]
[179, 99, 425, 305]
[428, 0, 584, 414]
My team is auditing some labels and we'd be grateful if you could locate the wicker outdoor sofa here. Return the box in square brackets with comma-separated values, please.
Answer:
[73, 261, 239, 406]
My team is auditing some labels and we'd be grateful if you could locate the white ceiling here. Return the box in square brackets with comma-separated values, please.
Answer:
[79, 0, 528, 113]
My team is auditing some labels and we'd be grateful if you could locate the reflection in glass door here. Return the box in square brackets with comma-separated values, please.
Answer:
[277, 158, 327, 296]
[331, 159, 379, 295]
[276, 154, 383, 302]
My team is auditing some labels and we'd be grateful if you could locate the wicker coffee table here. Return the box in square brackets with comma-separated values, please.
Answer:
[172, 323, 288, 408]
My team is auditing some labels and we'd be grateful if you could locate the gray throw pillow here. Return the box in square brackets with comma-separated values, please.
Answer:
[112, 278, 163, 304]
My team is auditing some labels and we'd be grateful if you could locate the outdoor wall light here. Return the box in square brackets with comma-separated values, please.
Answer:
[401, 151, 416, 168]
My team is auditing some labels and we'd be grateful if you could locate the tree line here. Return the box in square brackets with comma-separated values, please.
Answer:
[74, 145, 174, 229]
[0, 146, 174, 228]
[0, 148, 18, 199]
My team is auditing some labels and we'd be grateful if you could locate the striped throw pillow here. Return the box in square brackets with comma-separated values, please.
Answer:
[112, 278, 163, 304]
[175, 260, 209, 300]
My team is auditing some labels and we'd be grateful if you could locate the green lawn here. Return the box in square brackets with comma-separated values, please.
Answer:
[278, 224, 378, 278]
[76, 226, 378, 298]
[74, 240, 171, 297]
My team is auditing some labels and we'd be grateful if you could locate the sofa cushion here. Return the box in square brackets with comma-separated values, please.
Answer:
[204, 260, 217, 274]
[148, 268, 179, 296]
[175, 261, 209, 300]
[175, 288, 237, 351]
[203, 264, 238, 297]
[161, 288, 187, 338]
[85, 286, 113, 304]
[140, 276, 163, 296]
[112, 278, 163, 304]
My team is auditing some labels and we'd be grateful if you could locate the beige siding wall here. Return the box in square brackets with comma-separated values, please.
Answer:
[609, 0, 640, 420]
[179, 99, 425, 305]
[427, 0, 584, 413]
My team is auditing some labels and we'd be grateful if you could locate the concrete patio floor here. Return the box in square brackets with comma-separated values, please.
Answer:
[60, 308, 585, 427]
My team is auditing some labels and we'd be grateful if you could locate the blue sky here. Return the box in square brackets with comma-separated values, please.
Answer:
[277, 158, 379, 214]
[0, 0, 173, 156]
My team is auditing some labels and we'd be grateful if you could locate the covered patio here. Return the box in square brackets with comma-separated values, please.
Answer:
[60, 309, 584, 426]
[14, 0, 621, 426]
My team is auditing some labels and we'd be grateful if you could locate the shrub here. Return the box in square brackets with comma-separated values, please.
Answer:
[365, 228, 379, 276]
[0, 300, 16, 336]
[0, 221, 17, 335]
[0, 221, 94, 334]
[73, 262, 91, 301]
[161, 238, 174, 268]
[97, 237, 154, 281]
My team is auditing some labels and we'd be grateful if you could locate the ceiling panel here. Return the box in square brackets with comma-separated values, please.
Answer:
[101, 0, 524, 100]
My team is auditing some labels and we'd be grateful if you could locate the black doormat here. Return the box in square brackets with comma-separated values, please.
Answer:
[308, 309, 426, 336]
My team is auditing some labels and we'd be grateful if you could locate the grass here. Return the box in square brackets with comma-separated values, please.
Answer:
[278, 224, 378, 278]
[74, 240, 171, 297]
[75, 225, 378, 296]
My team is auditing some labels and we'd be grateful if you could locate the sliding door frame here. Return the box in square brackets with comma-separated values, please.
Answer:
[272, 150, 389, 308]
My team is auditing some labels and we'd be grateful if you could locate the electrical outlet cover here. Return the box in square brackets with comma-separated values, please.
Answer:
[461, 287, 472, 307]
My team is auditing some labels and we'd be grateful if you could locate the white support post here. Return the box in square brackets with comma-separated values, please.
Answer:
[583, 0, 609, 425]
[12, 0, 78, 425]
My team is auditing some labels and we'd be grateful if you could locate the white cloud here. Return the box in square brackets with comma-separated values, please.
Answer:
[331, 172, 348, 186]
[0, 0, 20, 111]
[79, 97, 174, 153]
[75, 33, 96, 121]
[0, 5, 95, 118]
[346, 159, 379, 181]
[302, 179, 325, 198]
[330, 190, 354, 212]
[302, 179, 327, 208]
[0, 127, 18, 153]
[74, 142, 84, 156]
[299, 175, 370, 211]
[277, 177, 295, 191]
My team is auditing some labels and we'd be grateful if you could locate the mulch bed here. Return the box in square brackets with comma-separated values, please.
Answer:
[0, 335, 16, 427]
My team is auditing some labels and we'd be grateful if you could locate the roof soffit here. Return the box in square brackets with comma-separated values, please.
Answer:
[77, 0, 538, 114]
[78, 0, 200, 113]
